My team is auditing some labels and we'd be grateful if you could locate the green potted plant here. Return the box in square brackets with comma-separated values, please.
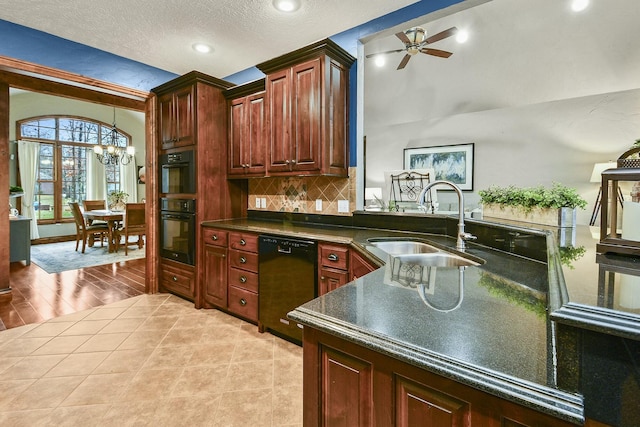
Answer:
[478, 183, 587, 227]
[108, 190, 129, 211]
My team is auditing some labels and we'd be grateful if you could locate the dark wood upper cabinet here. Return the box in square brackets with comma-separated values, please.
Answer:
[158, 84, 195, 150]
[257, 39, 355, 177]
[225, 79, 267, 177]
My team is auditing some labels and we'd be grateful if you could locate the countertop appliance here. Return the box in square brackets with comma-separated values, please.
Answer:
[259, 235, 317, 343]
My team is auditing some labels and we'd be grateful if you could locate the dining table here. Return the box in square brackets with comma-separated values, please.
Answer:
[83, 209, 124, 253]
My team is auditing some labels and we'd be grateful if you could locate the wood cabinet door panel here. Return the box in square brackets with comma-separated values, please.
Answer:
[395, 375, 469, 427]
[174, 85, 194, 147]
[350, 251, 377, 281]
[327, 59, 348, 174]
[247, 92, 267, 173]
[292, 58, 321, 171]
[203, 244, 227, 308]
[158, 93, 175, 149]
[228, 98, 245, 174]
[267, 69, 291, 173]
[319, 267, 349, 296]
[321, 346, 373, 427]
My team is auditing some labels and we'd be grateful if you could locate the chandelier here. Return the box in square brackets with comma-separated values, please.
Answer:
[94, 108, 135, 165]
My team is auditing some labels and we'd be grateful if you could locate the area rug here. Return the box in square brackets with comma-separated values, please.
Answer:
[30, 240, 145, 274]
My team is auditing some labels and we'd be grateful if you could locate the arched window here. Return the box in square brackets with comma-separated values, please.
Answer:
[17, 115, 133, 224]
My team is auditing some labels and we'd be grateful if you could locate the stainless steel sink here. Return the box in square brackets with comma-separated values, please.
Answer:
[368, 239, 439, 255]
[393, 253, 479, 268]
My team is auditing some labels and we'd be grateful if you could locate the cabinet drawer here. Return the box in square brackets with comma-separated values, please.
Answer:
[228, 267, 259, 293]
[319, 244, 349, 271]
[229, 232, 259, 253]
[229, 249, 259, 273]
[203, 228, 228, 247]
[160, 263, 195, 299]
[228, 286, 258, 322]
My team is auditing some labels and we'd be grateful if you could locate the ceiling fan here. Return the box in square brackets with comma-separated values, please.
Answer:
[366, 26, 458, 70]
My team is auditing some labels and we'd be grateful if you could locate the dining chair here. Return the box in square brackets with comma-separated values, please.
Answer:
[82, 199, 108, 226]
[116, 203, 146, 255]
[69, 202, 109, 253]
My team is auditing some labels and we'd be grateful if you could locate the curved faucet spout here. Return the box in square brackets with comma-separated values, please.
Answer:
[418, 180, 476, 251]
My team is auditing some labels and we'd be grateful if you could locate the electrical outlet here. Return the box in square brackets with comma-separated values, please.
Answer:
[338, 200, 349, 213]
[315, 199, 322, 211]
[255, 197, 261, 208]
[261, 198, 267, 209]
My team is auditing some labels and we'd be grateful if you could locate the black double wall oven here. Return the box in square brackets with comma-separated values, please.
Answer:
[160, 149, 195, 195]
[160, 198, 196, 265]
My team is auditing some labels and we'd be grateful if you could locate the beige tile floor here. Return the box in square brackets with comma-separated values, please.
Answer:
[0, 294, 303, 427]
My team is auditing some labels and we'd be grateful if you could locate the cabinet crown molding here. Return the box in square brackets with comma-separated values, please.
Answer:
[256, 39, 355, 75]
[151, 70, 235, 95]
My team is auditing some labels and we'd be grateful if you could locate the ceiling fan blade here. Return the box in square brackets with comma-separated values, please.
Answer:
[397, 54, 412, 70]
[420, 48, 453, 58]
[365, 49, 405, 59]
[395, 31, 411, 45]
[424, 27, 458, 45]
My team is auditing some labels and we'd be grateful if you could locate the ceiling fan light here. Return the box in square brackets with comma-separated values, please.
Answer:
[455, 29, 469, 43]
[273, 0, 301, 12]
[405, 27, 426, 45]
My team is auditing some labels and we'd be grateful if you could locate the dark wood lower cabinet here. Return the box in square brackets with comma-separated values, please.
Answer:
[303, 328, 576, 427]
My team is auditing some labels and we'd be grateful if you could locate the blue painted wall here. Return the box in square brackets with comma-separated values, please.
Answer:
[0, 0, 464, 166]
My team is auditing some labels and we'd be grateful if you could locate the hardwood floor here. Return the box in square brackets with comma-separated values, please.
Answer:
[1, 257, 146, 330]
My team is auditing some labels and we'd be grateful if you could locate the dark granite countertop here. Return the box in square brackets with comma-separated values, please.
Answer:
[202, 213, 589, 423]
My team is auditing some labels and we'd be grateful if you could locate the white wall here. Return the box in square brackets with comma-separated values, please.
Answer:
[363, 0, 640, 225]
[9, 90, 146, 237]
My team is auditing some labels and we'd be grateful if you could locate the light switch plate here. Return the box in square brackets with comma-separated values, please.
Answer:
[255, 197, 261, 208]
[261, 198, 266, 208]
[338, 200, 349, 213]
[315, 199, 322, 211]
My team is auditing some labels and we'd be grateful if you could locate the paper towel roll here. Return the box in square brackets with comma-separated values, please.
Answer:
[622, 201, 640, 241]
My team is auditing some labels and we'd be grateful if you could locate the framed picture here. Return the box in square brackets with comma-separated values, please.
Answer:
[403, 143, 474, 190]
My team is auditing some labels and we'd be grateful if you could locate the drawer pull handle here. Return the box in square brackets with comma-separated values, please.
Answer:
[211, 235, 218, 241]
[240, 256, 247, 264]
[240, 239, 246, 246]
[328, 254, 339, 262]
[240, 298, 247, 306]
[240, 276, 247, 283]
[172, 276, 178, 282]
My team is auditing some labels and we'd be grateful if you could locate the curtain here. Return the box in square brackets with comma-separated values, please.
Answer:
[17, 140, 40, 239]
[86, 150, 107, 200]
[120, 159, 138, 203]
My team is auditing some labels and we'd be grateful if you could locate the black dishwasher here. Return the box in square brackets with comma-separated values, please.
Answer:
[259, 235, 317, 343]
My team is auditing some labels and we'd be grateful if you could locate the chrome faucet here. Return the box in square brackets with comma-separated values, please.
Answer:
[418, 180, 477, 251]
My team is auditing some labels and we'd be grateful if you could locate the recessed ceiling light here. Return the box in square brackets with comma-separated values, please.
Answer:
[455, 29, 469, 44]
[273, 0, 301, 12]
[571, 0, 589, 12]
[192, 43, 212, 54]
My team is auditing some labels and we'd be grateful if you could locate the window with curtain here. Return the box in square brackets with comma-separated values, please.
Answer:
[17, 115, 132, 224]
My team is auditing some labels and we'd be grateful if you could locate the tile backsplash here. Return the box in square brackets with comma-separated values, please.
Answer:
[248, 168, 357, 215]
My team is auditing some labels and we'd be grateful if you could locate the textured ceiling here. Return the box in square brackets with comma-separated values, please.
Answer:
[0, 0, 420, 78]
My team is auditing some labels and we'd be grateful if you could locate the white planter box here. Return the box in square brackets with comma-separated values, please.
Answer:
[482, 204, 576, 227]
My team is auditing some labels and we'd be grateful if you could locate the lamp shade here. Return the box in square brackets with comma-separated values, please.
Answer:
[590, 162, 617, 183]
